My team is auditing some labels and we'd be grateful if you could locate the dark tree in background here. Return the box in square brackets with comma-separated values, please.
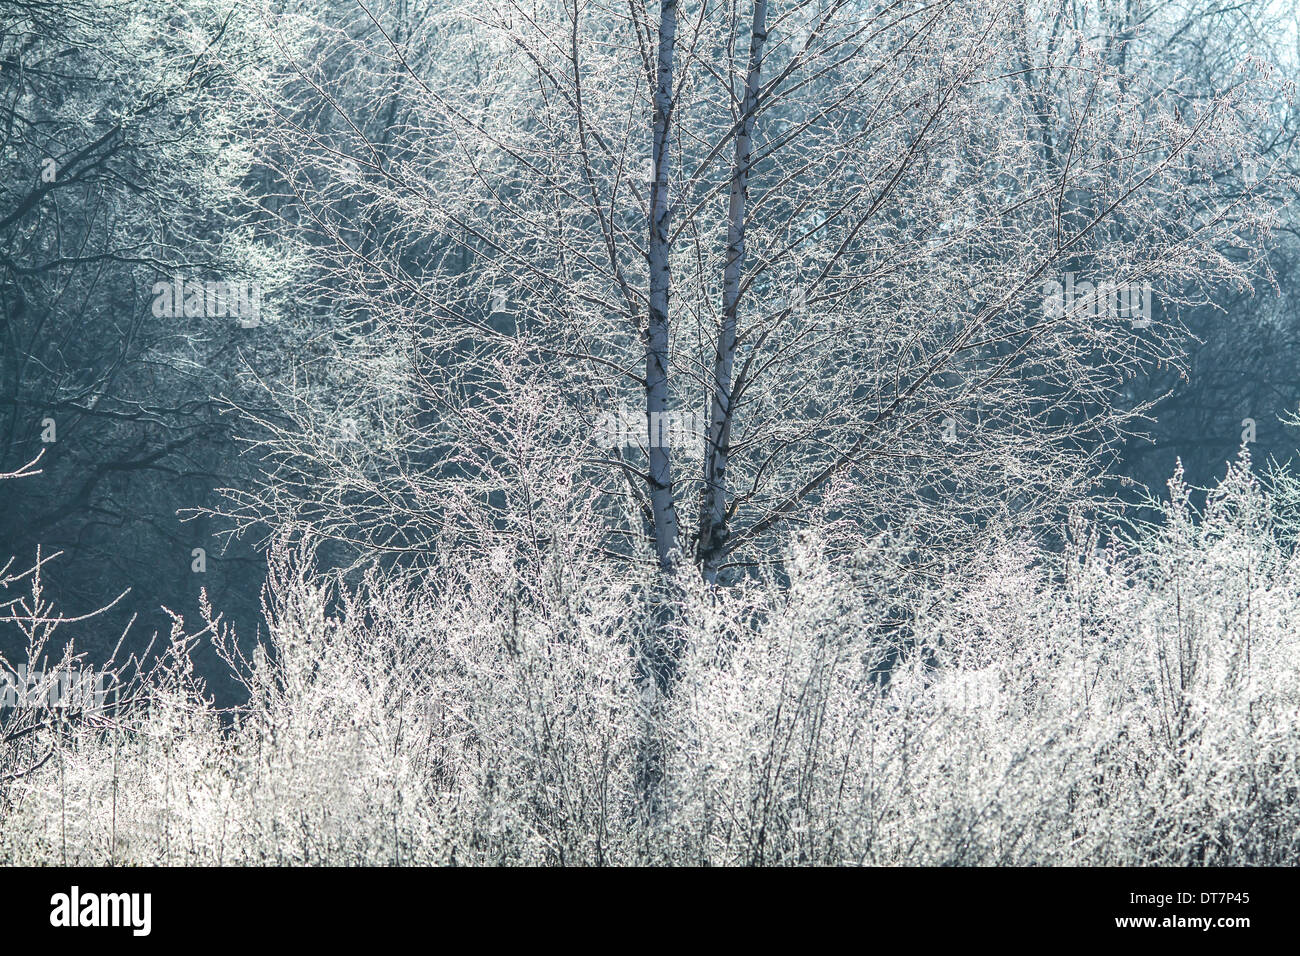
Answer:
[1101, 0, 1300, 501]
[0, 0, 278, 692]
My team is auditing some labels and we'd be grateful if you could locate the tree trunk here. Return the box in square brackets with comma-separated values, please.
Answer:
[699, 0, 768, 585]
[645, 0, 680, 576]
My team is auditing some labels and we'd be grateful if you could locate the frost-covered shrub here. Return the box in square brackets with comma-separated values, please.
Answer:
[3, 455, 1298, 865]
[859, 452, 1300, 865]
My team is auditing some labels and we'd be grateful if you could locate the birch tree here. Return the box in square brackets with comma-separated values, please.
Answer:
[227, 0, 1287, 610]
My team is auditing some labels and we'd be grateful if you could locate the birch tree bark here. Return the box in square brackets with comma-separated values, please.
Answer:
[647, 0, 681, 574]
[698, 0, 768, 585]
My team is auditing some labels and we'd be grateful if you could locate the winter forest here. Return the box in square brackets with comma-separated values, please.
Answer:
[2, 0, 1300, 867]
